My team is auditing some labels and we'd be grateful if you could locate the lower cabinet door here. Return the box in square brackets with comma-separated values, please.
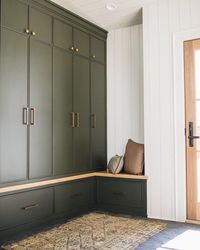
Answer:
[97, 177, 147, 216]
[55, 178, 94, 215]
[0, 187, 53, 230]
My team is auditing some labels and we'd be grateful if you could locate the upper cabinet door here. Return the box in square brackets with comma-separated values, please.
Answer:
[54, 19, 72, 51]
[1, 0, 28, 34]
[74, 29, 89, 58]
[0, 29, 28, 183]
[29, 40, 53, 179]
[91, 37, 105, 63]
[30, 7, 52, 44]
[91, 62, 107, 171]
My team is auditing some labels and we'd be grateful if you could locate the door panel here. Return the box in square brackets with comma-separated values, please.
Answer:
[1, 0, 28, 34]
[53, 48, 73, 176]
[0, 29, 27, 183]
[54, 19, 72, 51]
[74, 29, 89, 58]
[184, 39, 200, 221]
[30, 7, 52, 44]
[73, 56, 90, 172]
[29, 39, 52, 179]
[91, 62, 106, 170]
[91, 37, 105, 63]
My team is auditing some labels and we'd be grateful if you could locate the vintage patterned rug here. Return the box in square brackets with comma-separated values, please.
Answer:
[2, 212, 167, 250]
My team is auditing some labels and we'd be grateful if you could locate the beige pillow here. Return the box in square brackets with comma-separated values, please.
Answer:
[107, 155, 124, 174]
[124, 139, 144, 175]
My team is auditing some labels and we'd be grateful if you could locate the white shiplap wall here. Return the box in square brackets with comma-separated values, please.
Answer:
[107, 25, 143, 161]
[143, 0, 200, 221]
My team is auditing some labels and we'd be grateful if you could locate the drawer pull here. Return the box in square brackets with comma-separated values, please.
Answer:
[21, 204, 39, 210]
[71, 193, 82, 198]
[112, 191, 126, 196]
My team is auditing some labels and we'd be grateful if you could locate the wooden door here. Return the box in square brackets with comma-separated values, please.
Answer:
[29, 7, 52, 44]
[73, 29, 89, 58]
[29, 39, 52, 179]
[91, 61, 107, 171]
[53, 47, 73, 176]
[0, 29, 28, 183]
[1, 0, 28, 34]
[184, 39, 200, 221]
[91, 37, 105, 63]
[73, 55, 90, 172]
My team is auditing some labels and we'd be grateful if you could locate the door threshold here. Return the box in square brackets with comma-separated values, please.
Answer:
[186, 219, 200, 225]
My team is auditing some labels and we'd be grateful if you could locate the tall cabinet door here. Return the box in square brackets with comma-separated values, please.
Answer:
[0, 29, 28, 183]
[29, 39, 52, 179]
[53, 48, 73, 176]
[73, 56, 90, 172]
[91, 61, 107, 170]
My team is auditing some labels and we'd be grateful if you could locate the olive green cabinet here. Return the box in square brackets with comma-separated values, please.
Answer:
[1, 0, 28, 34]
[73, 56, 90, 172]
[29, 40, 53, 179]
[53, 47, 73, 176]
[0, 28, 28, 183]
[0, 187, 53, 230]
[0, 0, 107, 184]
[91, 61, 107, 170]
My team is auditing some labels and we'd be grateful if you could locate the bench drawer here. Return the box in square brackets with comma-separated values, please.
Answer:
[55, 178, 94, 215]
[97, 177, 147, 216]
[0, 187, 53, 230]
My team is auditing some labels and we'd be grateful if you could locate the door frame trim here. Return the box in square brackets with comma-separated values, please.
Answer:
[173, 28, 200, 222]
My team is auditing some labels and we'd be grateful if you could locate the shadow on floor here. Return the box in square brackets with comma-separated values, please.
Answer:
[136, 221, 200, 250]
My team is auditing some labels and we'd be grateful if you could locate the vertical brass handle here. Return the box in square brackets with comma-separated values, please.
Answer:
[76, 112, 80, 128]
[23, 107, 29, 125]
[91, 114, 96, 128]
[30, 108, 36, 125]
[71, 112, 75, 128]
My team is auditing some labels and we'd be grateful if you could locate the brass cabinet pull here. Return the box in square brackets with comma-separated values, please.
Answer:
[31, 31, 36, 36]
[70, 46, 74, 51]
[76, 112, 80, 128]
[30, 108, 36, 125]
[71, 112, 75, 128]
[21, 203, 39, 210]
[112, 191, 126, 196]
[92, 54, 96, 59]
[70, 192, 82, 199]
[75, 48, 79, 52]
[25, 28, 30, 34]
[91, 114, 96, 128]
[22, 107, 29, 125]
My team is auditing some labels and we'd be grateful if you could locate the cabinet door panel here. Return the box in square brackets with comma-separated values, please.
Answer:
[53, 48, 73, 176]
[54, 19, 72, 51]
[30, 7, 52, 44]
[1, 0, 28, 34]
[73, 56, 90, 172]
[0, 29, 27, 183]
[91, 62, 106, 170]
[91, 37, 105, 63]
[29, 40, 52, 179]
[74, 29, 89, 58]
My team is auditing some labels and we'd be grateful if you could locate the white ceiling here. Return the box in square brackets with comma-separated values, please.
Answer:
[51, 0, 151, 31]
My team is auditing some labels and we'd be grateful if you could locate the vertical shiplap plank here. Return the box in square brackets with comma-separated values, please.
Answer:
[179, 0, 192, 30]
[191, 0, 200, 28]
